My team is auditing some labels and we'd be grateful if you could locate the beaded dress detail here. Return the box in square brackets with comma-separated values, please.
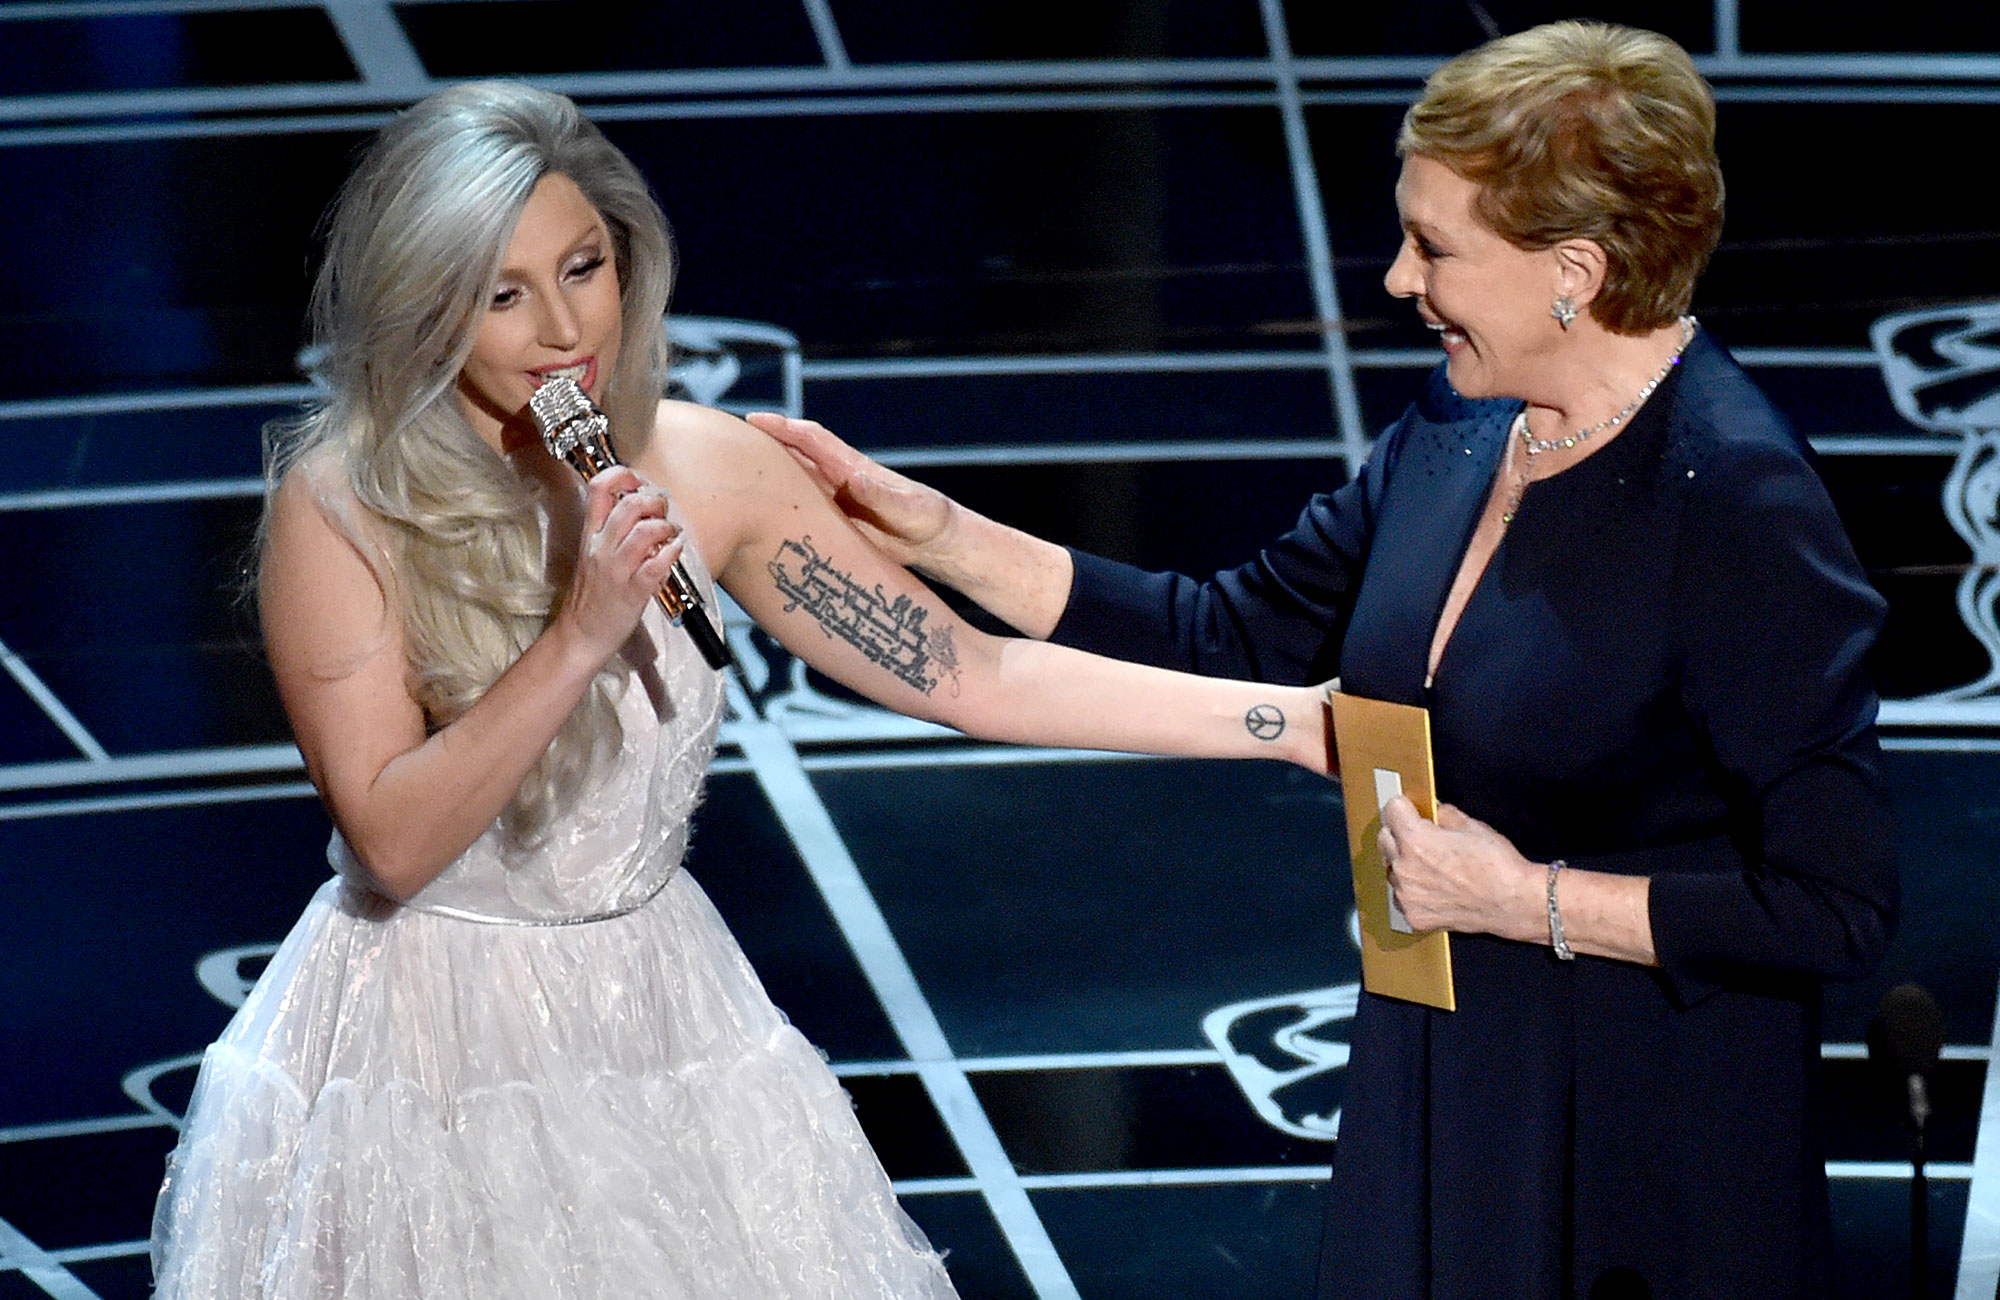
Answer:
[151, 535, 957, 1299]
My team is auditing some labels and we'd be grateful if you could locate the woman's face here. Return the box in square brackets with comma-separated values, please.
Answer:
[1384, 154, 1565, 401]
[458, 171, 624, 451]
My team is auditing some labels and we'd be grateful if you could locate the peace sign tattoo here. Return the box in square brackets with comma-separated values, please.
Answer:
[1245, 704, 1286, 741]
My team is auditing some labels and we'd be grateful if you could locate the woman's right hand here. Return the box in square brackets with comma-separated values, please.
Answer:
[742, 410, 1075, 639]
[556, 466, 687, 658]
[744, 413, 954, 571]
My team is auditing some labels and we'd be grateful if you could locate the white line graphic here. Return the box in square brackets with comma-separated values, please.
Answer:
[1956, 981, 2000, 1297]
[798, 0, 849, 70]
[0, 636, 107, 762]
[728, 676, 1078, 1299]
[1258, 0, 1367, 471]
[0, 1215, 104, 1299]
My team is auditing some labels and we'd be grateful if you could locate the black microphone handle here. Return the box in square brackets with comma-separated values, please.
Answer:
[666, 589, 734, 671]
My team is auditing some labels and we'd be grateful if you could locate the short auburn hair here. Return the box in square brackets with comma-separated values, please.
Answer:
[1398, 21, 1723, 334]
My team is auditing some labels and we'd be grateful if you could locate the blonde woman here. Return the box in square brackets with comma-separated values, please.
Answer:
[149, 81, 1332, 1298]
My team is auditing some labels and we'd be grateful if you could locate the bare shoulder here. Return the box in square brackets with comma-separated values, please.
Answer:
[265, 452, 381, 592]
[633, 399, 806, 565]
[261, 450, 402, 679]
[639, 398, 792, 489]
[265, 452, 358, 576]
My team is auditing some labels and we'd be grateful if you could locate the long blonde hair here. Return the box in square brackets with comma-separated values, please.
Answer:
[266, 81, 674, 837]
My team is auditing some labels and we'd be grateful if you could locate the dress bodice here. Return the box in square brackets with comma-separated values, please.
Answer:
[330, 539, 726, 925]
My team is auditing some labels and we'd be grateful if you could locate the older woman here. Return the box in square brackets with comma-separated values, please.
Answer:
[759, 21, 1896, 1299]
[148, 81, 1338, 1298]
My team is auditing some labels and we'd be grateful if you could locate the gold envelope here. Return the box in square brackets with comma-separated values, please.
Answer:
[1329, 691, 1456, 1011]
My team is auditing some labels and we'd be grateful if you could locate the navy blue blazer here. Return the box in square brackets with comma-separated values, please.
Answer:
[1051, 331, 1897, 1299]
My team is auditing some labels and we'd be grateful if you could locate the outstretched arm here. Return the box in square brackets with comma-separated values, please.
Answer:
[746, 412, 1074, 637]
[751, 410, 1370, 688]
[663, 404, 1331, 771]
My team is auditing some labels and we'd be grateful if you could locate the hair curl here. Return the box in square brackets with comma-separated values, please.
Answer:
[1397, 21, 1723, 334]
[263, 81, 675, 837]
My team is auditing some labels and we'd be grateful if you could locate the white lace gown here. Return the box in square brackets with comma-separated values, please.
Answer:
[151, 599, 958, 1299]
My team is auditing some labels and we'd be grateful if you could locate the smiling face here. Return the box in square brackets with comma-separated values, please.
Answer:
[457, 171, 624, 452]
[1384, 153, 1569, 402]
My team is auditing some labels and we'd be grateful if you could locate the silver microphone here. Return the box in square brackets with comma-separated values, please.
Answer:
[528, 376, 734, 672]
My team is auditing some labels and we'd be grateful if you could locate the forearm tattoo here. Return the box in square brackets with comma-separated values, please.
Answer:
[1245, 703, 1286, 742]
[768, 537, 960, 695]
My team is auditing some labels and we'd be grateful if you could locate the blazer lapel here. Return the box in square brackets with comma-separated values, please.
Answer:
[1346, 398, 1518, 704]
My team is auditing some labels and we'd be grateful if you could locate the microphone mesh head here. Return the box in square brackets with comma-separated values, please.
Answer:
[528, 377, 602, 458]
[1868, 982, 1945, 1076]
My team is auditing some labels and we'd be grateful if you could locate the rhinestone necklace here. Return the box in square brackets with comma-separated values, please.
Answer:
[1520, 316, 1696, 456]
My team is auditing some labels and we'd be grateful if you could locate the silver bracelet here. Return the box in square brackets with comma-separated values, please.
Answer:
[1546, 859, 1574, 961]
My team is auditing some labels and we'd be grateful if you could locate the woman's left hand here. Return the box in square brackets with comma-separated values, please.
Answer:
[1378, 797, 1542, 942]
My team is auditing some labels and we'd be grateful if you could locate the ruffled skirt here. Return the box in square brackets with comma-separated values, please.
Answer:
[151, 874, 957, 1299]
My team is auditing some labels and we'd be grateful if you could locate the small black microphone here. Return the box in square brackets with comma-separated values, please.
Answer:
[528, 377, 735, 673]
[1869, 982, 1944, 1300]
[1869, 982, 1944, 1135]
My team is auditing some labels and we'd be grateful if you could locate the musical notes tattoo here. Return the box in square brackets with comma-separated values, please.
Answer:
[767, 537, 961, 695]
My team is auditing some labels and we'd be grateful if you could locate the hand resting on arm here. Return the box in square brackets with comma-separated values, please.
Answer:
[667, 403, 1334, 775]
[746, 412, 1075, 639]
